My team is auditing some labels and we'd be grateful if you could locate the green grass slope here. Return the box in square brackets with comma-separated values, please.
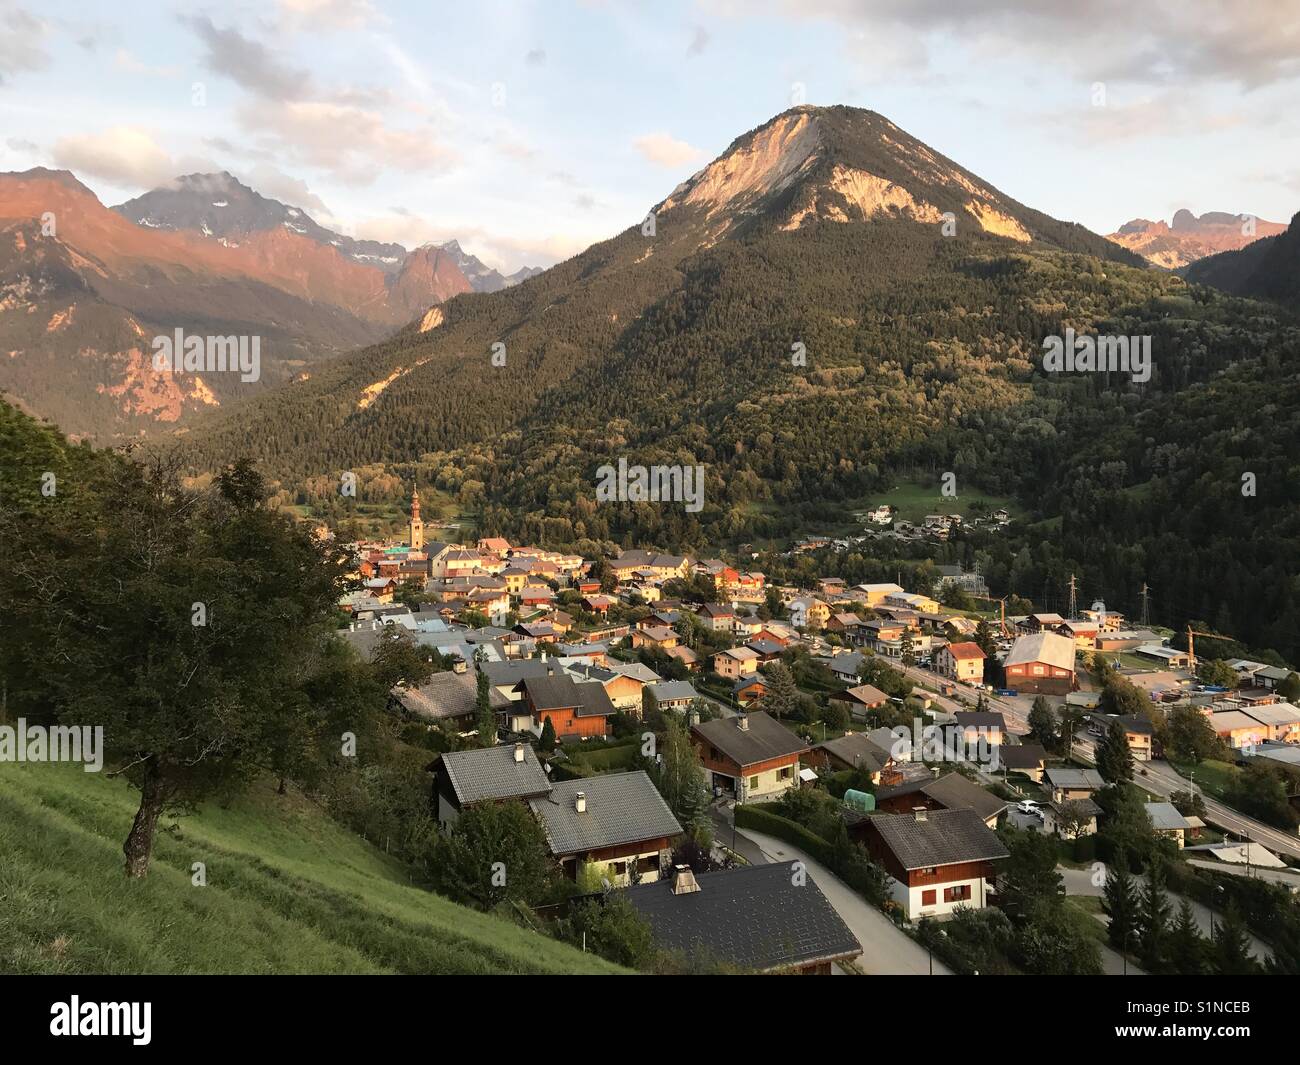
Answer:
[0, 762, 623, 975]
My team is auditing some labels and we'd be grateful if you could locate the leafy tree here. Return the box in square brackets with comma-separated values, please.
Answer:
[997, 827, 1062, 919]
[1278, 672, 1300, 702]
[1056, 702, 1085, 760]
[1196, 658, 1239, 690]
[1097, 718, 1135, 785]
[430, 800, 559, 909]
[1165, 704, 1223, 764]
[653, 718, 708, 832]
[563, 894, 657, 969]
[3, 450, 355, 878]
[1027, 696, 1058, 752]
[1053, 799, 1094, 841]
[370, 629, 439, 690]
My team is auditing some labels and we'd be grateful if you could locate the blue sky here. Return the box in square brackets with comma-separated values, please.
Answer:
[2, 0, 1298, 271]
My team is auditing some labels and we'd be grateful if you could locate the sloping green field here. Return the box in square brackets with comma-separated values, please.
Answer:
[0, 762, 622, 975]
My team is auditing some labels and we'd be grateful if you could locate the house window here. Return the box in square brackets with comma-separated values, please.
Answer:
[1032, 665, 1045, 675]
[921, 889, 937, 906]
[944, 884, 972, 903]
[778, 766, 792, 780]
[749, 776, 759, 790]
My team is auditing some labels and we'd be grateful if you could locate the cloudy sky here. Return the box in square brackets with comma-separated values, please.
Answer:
[2, 0, 1298, 271]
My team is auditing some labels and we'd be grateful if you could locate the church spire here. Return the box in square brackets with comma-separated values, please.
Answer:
[408, 481, 424, 551]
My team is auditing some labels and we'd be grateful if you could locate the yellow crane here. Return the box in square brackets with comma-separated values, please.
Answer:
[1185, 624, 1236, 674]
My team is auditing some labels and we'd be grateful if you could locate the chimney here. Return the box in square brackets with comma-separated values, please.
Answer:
[575, 791, 587, 813]
[913, 807, 928, 822]
[513, 743, 524, 764]
[737, 715, 750, 731]
[671, 864, 701, 895]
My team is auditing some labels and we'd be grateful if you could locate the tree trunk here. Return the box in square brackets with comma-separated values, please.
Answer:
[123, 763, 165, 878]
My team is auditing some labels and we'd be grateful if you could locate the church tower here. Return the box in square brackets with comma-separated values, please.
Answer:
[408, 484, 424, 551]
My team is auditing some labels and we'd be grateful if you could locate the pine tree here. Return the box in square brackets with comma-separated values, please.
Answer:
[474, 665, 497, 748]
[758, 662, 799, 720]
[1212, 902, 1258, 975]
[1102, 857, 1140, 953]
[538, 717, 557, 752]
[654, 718, 709, 831]
[1137, 863, 1171, 971]
[1027, 696, 1057, 752]
[1167, 898, 1206, 975]
[1097, 717, 1134, 785]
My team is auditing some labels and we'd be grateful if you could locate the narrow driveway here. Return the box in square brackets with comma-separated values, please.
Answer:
[736, 825, 952, 975]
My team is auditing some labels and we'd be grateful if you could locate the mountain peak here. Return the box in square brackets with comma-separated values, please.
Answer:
[657, 104, 1038, 245]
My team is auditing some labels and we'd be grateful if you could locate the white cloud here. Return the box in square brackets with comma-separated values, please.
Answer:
[51, 127, 179, 189]
[0, 5, 51, 84]
[634, 132, 706, 168]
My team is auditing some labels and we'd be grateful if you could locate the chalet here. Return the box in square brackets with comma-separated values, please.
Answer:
[745, 638, 785, 663]
[646, 680, 701, 713]
[555, 642, 608, 666]
[860, 808, 1010, 920]
[431, 742, 552, 828]
[665, 645, 702, 672]
[630, 625, 680, 651]
[1056, 619, 1100, 649]
[817, 577, 847, 597]
[731, 614, 765, 639]
[518, 674, 617, 740]
[996, 743, 1048, 783]
[951, 711, 1006, 746]
[477, 537, 512, 555]
[519, 585, 556, 608]
[1086, 712, 1156, 760]
[1002, 631, 1077, 695]
[828, 683, 889, 721]
[821, 652, 866, 685]
[557, 663, 641, 713]
[575, 578, 602, 596]
[807, 731, 893, 781]
[625, 863, 861, 974]
[393, 670, 511, 734]
[861, 619, 908, 655]
[753, 622, 798, 646]
[501, 566, 531, 595]
[788, 597, 831, 630]
[1044, 767, 1105, 804]
[871, 772, 1007, 828]
[692, 712, 809, 803]
[826, 612, 865, 640]
[582, 594, 616, 615]
[530, 772, 683, 886]
[732, 675, 768, 707]
[1145, 802, 1197, 849]
[935, 641, 986, 684]
[695, 603, 735, 632]
[712, 646, 760, 679]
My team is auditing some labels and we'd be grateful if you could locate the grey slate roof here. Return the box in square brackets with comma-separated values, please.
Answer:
[867, 808, 1010, 870]
[529, 771, 682, 856]
[692, 711, 809, 767]
[438, 744, 552, 806]
[481, 659, 562, 687]
[996, 743, 1047, 770]
[395, 670, 510, 721]
[1045, 767, 1105, 790]
[815, 731, 890, 773]
[647, 681, 700, 703]
[624, 863, 861, 972]
[521, 675, 616, 717]
[916, 772, 1007, 821]
[952, 711, 1007, 731]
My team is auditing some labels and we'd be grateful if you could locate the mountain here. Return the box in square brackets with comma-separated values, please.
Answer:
[114, 171, 410, 273]
[434, 239, 544, 292]
[183, 104, 1300, 663]
[1108, 209, 1287, 269]
[0, 168, 472, 437]
[1183, 210, 1300, 311]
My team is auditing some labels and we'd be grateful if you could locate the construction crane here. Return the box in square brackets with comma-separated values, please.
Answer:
[970, 595, 1011, 637]
[1185, 625, 1236, 674]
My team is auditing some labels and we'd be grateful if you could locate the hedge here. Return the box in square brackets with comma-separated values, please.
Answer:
[735, 804, 887, 906]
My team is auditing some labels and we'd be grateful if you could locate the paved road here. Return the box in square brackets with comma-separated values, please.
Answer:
[738, 826, 952, 976]
[900, 659, 1300, 861]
